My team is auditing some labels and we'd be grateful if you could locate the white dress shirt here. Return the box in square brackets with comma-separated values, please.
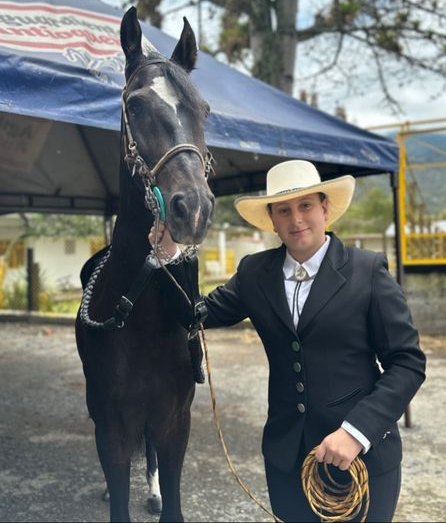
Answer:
[283, 237, 331, 329]
[282, 236, 371, 453]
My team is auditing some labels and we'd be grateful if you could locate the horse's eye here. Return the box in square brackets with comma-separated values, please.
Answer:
[203, 102, 210, 117]
[128, 97, 151, 123]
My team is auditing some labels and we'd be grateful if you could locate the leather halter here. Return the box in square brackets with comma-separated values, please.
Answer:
[121, 59, 213, 221]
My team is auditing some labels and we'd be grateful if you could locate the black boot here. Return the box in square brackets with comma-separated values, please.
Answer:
[188, 335, 205, 384]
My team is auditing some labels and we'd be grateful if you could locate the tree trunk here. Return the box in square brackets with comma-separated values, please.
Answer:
[250, 2, 274, 84]
[276, 0, 298, 94]
[250, 0, 298, 95]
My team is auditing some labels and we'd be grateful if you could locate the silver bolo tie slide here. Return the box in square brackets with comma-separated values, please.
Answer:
[294, 265, 309, 282]
[292, 265, 309, 325]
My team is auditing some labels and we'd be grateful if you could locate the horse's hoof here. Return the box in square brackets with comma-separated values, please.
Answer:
[102, 487, 110, 502]
[147, 495, 162, 514]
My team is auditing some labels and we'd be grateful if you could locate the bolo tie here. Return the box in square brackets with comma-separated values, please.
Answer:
[292, 265, 310, 326]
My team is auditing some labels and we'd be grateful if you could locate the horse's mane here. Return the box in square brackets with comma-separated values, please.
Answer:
[164, 61, 208, 120]
[139, 51, 208, 120]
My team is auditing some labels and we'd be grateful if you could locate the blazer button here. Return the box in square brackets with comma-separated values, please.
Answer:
[297, 403, 306, 413]
[296, 382, 304, 393]
[293, 362, 302, 373]
[291, 341, 300, 352]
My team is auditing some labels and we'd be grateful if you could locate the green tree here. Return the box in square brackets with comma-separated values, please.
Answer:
[213, 194, 251, 227]
[22, 214, 105, 239]
[336, 185, 393, 235]
[134, 0, 446, 112]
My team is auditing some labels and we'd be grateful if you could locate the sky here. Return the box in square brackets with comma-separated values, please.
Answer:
[101, 0, 446, 131]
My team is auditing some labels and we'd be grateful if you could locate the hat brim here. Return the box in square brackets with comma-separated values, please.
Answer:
[234, 175, 355, 232]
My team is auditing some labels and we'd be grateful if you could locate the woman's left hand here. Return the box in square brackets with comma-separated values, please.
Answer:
[315, 427, 363, 470]
[148, 223, 179, 258]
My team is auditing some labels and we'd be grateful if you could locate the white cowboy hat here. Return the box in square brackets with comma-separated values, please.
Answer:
[234, 160, 355, 232]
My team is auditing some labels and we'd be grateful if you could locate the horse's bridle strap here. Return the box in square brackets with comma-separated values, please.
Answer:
[150, 143, 205, 179]
[121, 56, 214, 224]
[122, 93, 207, 183]
[122, 57, 209, 183]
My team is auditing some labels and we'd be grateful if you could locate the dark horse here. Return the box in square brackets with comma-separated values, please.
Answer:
[75, 7, 214, 522]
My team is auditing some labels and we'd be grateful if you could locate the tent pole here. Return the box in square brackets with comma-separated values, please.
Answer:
[391, 170, 404, 288]
[391, 170, 412, 428]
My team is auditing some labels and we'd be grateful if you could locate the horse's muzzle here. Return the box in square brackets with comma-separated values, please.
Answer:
[168, 190, 214, 245]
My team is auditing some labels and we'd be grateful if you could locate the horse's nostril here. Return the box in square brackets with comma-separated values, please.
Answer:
[170, 194, 189, 220]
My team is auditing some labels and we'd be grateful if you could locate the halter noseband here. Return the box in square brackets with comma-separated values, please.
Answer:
[121, 58, 214, 223]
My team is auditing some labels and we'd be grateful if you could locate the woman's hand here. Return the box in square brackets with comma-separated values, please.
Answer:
[148, 223, 179, 259]
[315, 427, 363, 471]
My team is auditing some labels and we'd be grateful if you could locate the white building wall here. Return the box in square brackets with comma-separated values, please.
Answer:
[28, 238, 91, 290]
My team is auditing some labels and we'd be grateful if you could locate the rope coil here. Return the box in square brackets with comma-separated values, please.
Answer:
[301, 448, 370, 522]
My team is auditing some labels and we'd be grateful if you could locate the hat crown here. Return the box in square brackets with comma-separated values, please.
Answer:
[267, 160, 321, 196]
[234, 159, 355, 233]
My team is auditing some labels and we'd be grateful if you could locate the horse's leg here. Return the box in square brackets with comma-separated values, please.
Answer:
[145, 436, 162, 514]
[95, 424, 131, 523]
[156, 411, 191, 523]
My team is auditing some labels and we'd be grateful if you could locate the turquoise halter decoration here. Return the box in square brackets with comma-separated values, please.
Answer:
[152, 186, 166, 223]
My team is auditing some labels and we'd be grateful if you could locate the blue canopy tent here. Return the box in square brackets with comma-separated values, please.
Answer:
[0, 0, 399, 216]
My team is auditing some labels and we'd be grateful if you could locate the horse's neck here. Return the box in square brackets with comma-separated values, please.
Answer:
[110, 163, 154, 274]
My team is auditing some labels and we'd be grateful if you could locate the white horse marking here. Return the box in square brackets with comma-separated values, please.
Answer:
[194, 206, 201, 229]
[151, 76, 182, 126]
[147, 468, 161, 499]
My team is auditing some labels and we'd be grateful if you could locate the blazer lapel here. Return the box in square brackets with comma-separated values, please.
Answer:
[297, 234, 349, 335]
[258, 245, 297, 335]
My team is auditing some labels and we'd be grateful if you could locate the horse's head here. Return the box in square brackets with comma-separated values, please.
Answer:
[120, 7, 215, 245]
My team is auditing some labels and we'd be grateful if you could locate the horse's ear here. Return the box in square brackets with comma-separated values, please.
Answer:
[120, 7, 143, 62]
[170, 17, 198, 73]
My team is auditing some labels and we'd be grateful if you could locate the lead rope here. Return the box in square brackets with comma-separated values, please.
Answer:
[198, 324, 283, 523]
[200, 324, 369, 523]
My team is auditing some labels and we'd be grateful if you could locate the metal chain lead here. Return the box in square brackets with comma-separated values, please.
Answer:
[146, 180, 198, 266]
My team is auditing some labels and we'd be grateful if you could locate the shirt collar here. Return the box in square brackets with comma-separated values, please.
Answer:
[283, 235, 331, 280]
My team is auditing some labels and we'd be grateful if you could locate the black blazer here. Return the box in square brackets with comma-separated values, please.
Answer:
[203, 233, 426, 475]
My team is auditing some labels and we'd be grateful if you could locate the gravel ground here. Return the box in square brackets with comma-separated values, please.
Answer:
[0, 321, 444, 522]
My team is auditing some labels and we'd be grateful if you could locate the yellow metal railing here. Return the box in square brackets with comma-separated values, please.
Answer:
[370, 118, 446, 267]
[404, 233, 446, 265]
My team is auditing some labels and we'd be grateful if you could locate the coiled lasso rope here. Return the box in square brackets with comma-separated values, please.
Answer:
[301, 447, 370, 522]
[200, 323, 370, 523]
